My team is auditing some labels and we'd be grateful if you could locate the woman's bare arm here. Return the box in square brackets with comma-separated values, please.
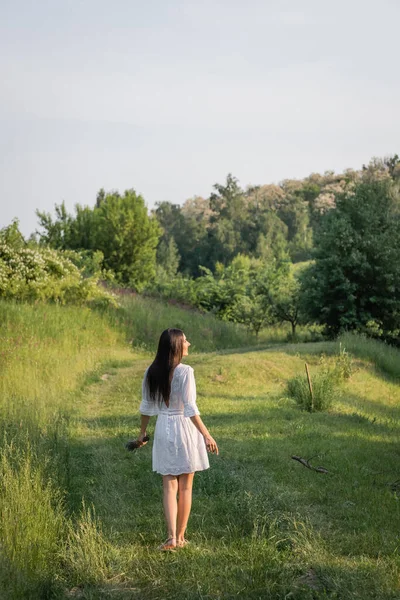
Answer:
[190, 415, 219, 454]
[139, 415, 150, 439]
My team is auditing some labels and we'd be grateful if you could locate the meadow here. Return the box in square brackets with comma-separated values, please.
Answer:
[111, 294, 320, 353]
[0, 299, 399, 599]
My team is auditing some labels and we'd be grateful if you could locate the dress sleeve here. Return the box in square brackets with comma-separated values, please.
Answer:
[182, 366, 200, 417]
[139, 369, 159, 416]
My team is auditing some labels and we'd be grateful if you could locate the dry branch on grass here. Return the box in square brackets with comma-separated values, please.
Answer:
[291, 455, 329, 474]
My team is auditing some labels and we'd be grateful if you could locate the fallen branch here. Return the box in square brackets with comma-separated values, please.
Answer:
[291, 455, 329, 474]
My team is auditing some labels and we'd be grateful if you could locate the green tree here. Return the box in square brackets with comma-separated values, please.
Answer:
[194, 258, 250, 320]
[269, 265, 308, 337]
[231, 294, 272, 337]
[0, 219, 25, 249]
[93, 190, 160, 289]
[207, 175, 248, 267]
[36, 201, 73, 248]
[301, 180, 400, 342]
[156, 236, 180, 277]
[194, 254, 284, 334]
[154, 199, 212, 276]
[36, 189, 161, 290]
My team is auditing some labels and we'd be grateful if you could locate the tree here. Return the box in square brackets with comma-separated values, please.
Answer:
[268, 265, 307, 338]
[36, 201, 73, 248]
[207, 175, 248, 267]
[154, 199, 210, 276]
[231, 294, 273, 337]
[156, 236, 180, 277]
[194, 255, 283, 335]
[384, 154, 400, 180]
[93, 190, 160, 289]
[0, 219, 25, 249]
[36, 189, 161, 290]
[301, 180, 400, 342]
[276, 190, 313, 262]
[209, 173, 244, 219]
[194, 256, 251, 320]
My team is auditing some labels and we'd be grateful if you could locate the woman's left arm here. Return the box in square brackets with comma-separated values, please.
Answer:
[138, 368, 157, 441]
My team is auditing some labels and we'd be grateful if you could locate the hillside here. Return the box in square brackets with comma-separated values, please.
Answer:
[66, 347, 400, 599]
[0, 301, 399, 599]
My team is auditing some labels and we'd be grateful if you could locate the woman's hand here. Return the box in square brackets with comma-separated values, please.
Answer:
[204, 434, 219, 455]
[138, 432, 147, 444]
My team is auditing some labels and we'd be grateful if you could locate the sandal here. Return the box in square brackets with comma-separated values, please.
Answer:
[177, 538, 190, 548]
[157, 537, 177, 551]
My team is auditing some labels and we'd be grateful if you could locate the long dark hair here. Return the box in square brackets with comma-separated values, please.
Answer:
[146, 328, 184, 406]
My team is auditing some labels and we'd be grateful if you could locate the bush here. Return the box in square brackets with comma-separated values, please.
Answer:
[0, 242, 118, 307]
[334, 342, 354, 380]
[287, 369, 338, 412]
[145, 266, 197, 305]
[286, 350, 353, 412]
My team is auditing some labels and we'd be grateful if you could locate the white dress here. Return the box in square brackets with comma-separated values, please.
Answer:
[139, 363, 210, 476]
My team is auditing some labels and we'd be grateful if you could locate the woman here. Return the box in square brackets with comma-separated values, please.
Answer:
[138, 328, 218, 551]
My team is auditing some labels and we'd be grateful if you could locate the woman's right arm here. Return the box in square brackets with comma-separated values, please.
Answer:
[182, 367, 219, 455]
[190, 414, 219, 454]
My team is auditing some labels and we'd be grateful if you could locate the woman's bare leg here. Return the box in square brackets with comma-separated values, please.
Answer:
[162, 475, 178, 545]
[177, 472, 195, 544]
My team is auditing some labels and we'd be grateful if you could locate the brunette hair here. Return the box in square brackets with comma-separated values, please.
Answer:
[146, 328, 184, 406]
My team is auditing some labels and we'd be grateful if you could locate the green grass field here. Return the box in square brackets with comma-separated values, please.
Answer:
[0, 300, 399, 599]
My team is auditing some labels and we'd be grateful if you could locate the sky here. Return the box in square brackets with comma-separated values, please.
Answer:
[1, 0, 399, 237]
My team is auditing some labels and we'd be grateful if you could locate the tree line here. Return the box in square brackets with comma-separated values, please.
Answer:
[6, 154, 399, 344]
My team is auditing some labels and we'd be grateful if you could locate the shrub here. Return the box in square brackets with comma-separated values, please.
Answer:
[286, 350, 353, 412]
[334, 342, 354, 380]
[287, 369, 338, 412]
[0, 242, 117, 307]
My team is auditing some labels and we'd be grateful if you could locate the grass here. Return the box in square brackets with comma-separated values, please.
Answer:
[63, 348, 400, 599]
[338, 332, 400, 380]
[106, 294, 323, 353]
[287, 368, 338, 412]
[286, 349, 353, 412]
[0, 300, 134, 598]
[0, 299, 399, 599]
[109, 294, 255, 352]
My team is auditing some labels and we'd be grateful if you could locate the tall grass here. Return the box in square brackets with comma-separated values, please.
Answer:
[287, 369, 338, 412]
[0, 301, 133, 598]
[109, 294, 323, 352]
[0, 302, 125, 476]
[338, 331, 400, 379]
[257, 323, 324, 345]
[111, 294, 255, 352]
[286, 347, 354, 412]
[0, 442, 66, 598]
[64, 503, 116, 586]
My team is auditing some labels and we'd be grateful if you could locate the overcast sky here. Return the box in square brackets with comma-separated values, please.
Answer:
[1, 0, 399, 237]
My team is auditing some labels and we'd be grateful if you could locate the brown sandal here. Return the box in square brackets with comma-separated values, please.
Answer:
[176, 538, 190, 548]
[157, 537, 177, 551]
